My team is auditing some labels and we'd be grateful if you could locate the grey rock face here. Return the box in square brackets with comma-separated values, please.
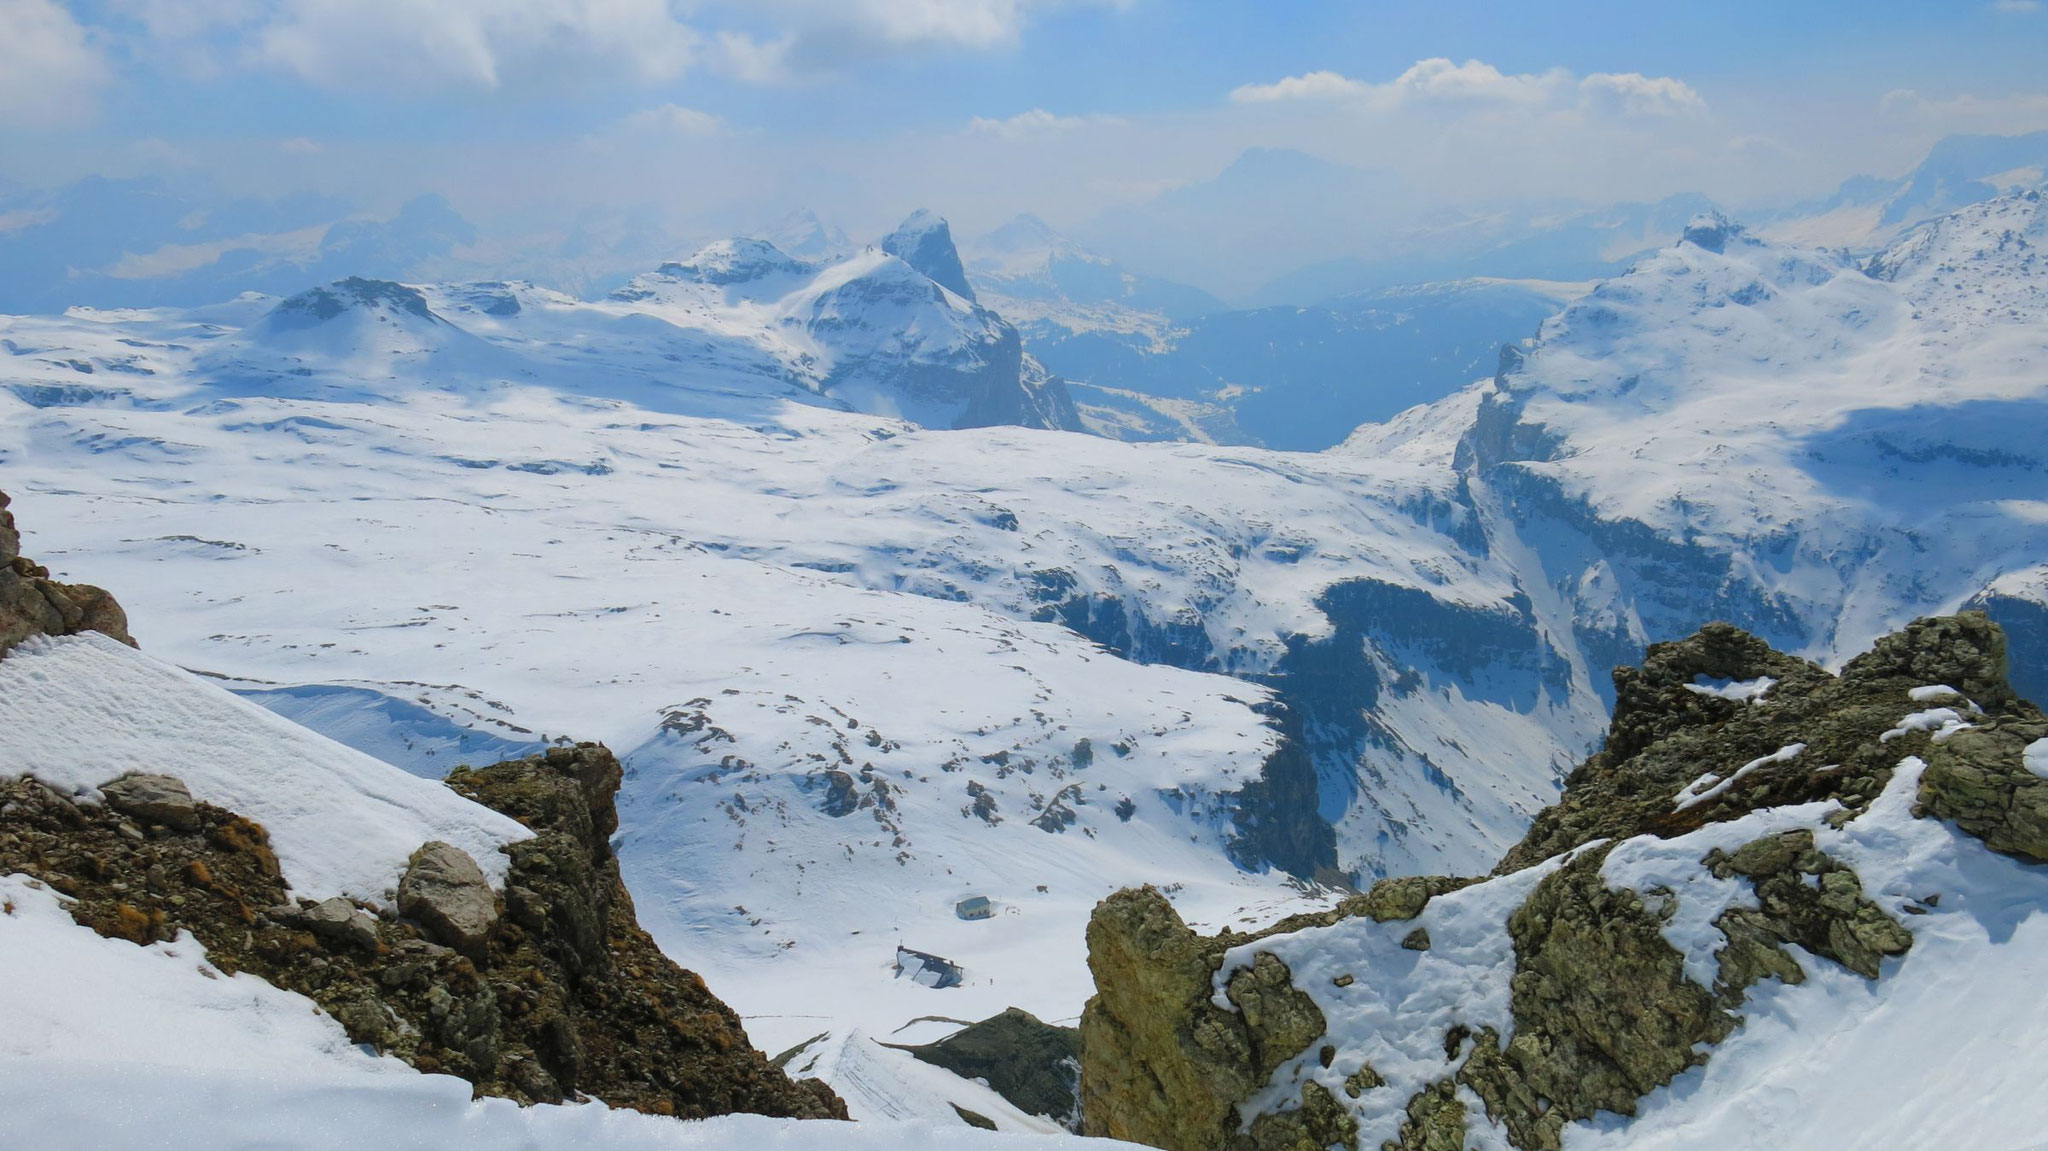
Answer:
[99, 773, 201, 832]
[398, 840, 499, 958]
[296, 896, 383, 953]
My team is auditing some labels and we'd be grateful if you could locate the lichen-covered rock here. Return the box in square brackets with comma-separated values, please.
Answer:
[1385, 1080, 1465, 1151]
[1337, 874, 1473, 923]
[1079, 886, 1263, 1150]
[1, 743, 846, 1123]
[1239, 1080, 1357, 1151]
[1916, 717, 2048, 862]
[1706, 829, 1913, 985]
[1456, 846, 1735, 1150]
[1079, 614, 2032, 1151]
[1498, 612, 2025, 874]
[98, 773, 201, 833]
[398, 840, 499, 959]
[0, 489, 136, 656]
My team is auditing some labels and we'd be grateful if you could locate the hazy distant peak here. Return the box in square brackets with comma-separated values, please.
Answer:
[656, 237, 812, 285]
[979, 213, 1064, 251]
[267, 276, 440, 326]
[1679, 210, 1750, 254]
[881, 210, 977, 303]
[762, 209, 852, 262]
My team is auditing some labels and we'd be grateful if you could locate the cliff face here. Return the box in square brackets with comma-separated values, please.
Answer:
[1079, 612, 2047, 1150]
[0, 490, 132, 656]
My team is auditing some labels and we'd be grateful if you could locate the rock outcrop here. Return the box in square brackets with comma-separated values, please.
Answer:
[1078, 613, 2042, 1150]
[887, 1007, 1084, 1129]
[0, 744, 845, 1121]
[0, 490, 133, 656]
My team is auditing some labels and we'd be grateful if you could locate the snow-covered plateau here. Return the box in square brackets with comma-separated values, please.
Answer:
[3, 187, 2047, 1145]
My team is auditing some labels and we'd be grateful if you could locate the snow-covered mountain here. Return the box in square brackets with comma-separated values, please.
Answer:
[1762, 129, 2048, 250]
[3, 189, 2045, 1125]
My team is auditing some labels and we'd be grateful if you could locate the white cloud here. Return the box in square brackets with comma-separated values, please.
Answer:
[614, 103, 724, 137]
[1579, 72, 1706, 117]
[1230, 58, 1702, 118]
[250, 0, 701, 93]
[1992, 0, 2041, 13]
[704, 0, 1125, 79]
[966, 108, 1122, 138]
[1229, 70, 1365, 103]
[0, 0, 112, 126]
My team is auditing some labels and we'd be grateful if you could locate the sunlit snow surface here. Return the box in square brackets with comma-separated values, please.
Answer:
[4, 191, 2048, 1097]
[0, 633, 529, 898]
[0, 287, 1585, 1056]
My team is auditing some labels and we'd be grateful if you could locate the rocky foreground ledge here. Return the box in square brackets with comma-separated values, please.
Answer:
[1079, 612, 2048, 1151]
[0, 743, 845, 1120]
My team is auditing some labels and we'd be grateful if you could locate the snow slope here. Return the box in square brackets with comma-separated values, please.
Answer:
[1451, 195, 2048, 676]
[0, 633, 529, 899]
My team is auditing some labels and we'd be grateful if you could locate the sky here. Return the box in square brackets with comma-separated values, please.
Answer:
[4, 0, 2048, 292]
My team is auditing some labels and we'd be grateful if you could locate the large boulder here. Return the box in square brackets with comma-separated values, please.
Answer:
[99, 773, 201, 833]
[397, 840, 499, 958]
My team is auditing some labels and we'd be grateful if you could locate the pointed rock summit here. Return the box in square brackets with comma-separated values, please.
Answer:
[882, 209, 978, 303]
[1680, 210, 1747, 254]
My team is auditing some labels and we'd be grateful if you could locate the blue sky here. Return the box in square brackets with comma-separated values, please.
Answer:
[5, 0, 2048, 241]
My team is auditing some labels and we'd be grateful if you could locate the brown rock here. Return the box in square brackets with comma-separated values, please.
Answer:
[100, 773, 201, 833]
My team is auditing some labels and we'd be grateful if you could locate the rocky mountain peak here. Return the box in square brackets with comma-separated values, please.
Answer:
[268, 276, 441, 326]
[655, 237, 813, 287]
[1678, 210, 1749, 254]
[882, 209, 978, 303]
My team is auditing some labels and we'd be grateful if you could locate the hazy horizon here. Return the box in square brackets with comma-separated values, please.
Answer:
[6, 1, 2048, 301]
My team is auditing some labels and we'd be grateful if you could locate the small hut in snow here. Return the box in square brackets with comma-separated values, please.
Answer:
[955, 895, 993, 920]
[894, 946, 963, 989]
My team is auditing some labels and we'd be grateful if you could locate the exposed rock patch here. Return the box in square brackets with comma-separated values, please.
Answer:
[0, 744, 845, 1122]
[889, 1007, 1083, 1129]
[99, 773, 201, 833]
[0, 489, 134, 656]
[1497, 613, 2018, 874]
[1079, 614, 2038, 1151]
[397, 840, 498, 959]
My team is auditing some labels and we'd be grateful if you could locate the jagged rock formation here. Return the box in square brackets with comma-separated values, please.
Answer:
[0, 743, 845, 1121]
[1079, 613, 2043, 1150]
[884, 210, 978, 304]
[0, 490, 132, 656]
[886, 1007, 1083, 1129]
